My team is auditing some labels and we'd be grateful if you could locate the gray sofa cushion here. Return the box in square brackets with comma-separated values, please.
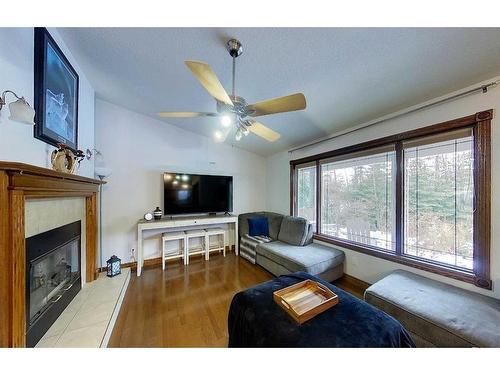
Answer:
[303, 223, 314, 245]
[277, 215, 311, 246]
[364, 270, 500, 347]
[257, 253, 344, 282]
[256, 253, 294, 278]
[238, 212, 284, 240]
[256, 241, 345, 277]
[264, 212, 285, 239]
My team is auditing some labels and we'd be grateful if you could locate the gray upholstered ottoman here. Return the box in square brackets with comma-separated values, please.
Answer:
[364, 270, 500, 347]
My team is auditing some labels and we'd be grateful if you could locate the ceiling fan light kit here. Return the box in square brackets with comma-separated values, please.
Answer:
[220, 114, 232, 127]
[158, 38, 307, 143]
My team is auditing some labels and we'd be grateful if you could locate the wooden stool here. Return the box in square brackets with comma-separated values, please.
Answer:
[162, 231, 186, 270]
[185, 229, 207, 265]
[205, 227, 226, 260]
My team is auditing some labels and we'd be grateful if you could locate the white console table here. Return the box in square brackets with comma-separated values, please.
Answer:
[136, 214, 238, 276]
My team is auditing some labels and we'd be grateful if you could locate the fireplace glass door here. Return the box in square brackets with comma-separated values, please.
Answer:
[28, 238, 80, 325]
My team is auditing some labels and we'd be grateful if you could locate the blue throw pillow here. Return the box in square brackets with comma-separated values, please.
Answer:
[248, 217, 269, 237]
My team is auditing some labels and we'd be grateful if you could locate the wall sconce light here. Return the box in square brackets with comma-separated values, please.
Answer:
[0, 90, 36, 125]
[85, 147, 101, 160]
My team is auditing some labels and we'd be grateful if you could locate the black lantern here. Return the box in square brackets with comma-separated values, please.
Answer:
[106, 255, 121, 277]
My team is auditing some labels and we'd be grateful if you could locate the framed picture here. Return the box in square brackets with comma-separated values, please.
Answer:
[34, 27, 79, 151]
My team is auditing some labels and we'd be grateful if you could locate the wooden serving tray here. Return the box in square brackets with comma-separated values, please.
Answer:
[273, 280, 339, 324]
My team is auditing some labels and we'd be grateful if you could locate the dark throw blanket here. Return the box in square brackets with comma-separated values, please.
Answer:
[228, 272, 415, 347]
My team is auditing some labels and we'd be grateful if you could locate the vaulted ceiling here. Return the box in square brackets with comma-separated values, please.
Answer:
[58, 28, 500, 156]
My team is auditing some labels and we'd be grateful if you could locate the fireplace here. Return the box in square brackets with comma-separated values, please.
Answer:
[26, 221, 82, 347]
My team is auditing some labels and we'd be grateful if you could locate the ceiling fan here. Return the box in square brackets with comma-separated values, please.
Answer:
[157, 39, 307, 143]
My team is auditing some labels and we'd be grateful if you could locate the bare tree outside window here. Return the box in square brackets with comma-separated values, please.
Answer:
[320, 150, 396, 251]
[403, 132, 473, 270]
[296, 164, 316, 229]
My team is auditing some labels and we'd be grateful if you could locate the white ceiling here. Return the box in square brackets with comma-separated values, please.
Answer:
[57, 28, 500, 156]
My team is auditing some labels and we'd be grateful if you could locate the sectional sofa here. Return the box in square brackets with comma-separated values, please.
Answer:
[238, 212, 345, 282]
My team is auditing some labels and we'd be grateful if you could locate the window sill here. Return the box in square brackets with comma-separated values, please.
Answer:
[313, 234, 491, 290]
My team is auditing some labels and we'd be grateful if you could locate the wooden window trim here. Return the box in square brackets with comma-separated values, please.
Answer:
[290, 110, 492, 289]
[291, 162, 319, 233]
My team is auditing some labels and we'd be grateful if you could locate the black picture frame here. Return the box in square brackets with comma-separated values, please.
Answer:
[34, 27, 79, 151]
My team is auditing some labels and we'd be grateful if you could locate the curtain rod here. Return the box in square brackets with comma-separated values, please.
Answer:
[288, 79, 500, 154]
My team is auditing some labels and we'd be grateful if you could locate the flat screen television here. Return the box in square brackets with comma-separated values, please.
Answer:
[163, 172, 233, 215]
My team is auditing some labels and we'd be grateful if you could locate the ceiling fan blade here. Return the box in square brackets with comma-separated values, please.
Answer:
[157, 111, 218, 118]
[248, 93, 306, 117]
[249, 121, 281, 142]
[185, 60, 233, 106]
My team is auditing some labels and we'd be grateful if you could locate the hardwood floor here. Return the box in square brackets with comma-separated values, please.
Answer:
[332, 274, 369, 299]
[108, 252, 366, 347]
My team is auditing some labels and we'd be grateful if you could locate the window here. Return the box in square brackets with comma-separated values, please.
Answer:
[403, 129, 474, 270]
[320, 147, 396, 251]
[291, 111, 492, 289]
[295, 163, 317, 230]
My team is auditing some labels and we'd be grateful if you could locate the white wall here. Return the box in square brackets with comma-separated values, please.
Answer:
[95, 99, 267, 264]
[0, 28, 95, 178]
[266, 76, 500, 299]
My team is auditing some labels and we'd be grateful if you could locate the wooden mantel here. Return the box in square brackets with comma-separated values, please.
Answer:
[0, 161, 104, 348]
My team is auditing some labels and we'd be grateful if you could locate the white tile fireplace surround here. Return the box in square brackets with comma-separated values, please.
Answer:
[25, 197, 104, 347]
[36, 269, 130, 348]
[25, 198, 130, 347]
[26, 198, 88, 282]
